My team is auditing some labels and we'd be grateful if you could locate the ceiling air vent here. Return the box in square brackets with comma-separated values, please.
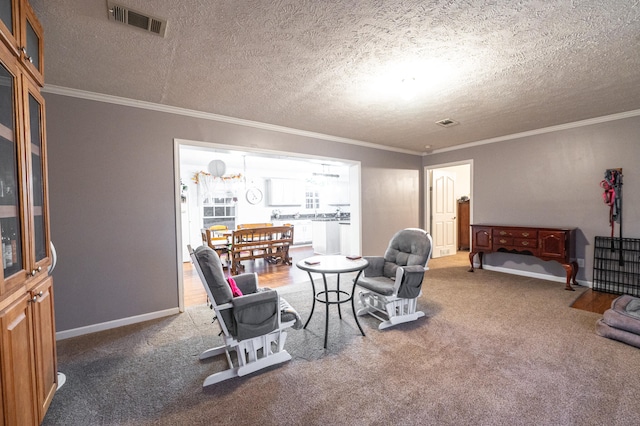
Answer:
[435, 118, 459, 128]
[107, 1, 167, 37]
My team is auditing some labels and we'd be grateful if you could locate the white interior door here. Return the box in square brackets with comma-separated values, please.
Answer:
[432, 169, 456, 258]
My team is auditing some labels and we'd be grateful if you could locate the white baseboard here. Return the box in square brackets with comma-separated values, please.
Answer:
[56, 307, 180, 341]
[476, 264, 592, 288]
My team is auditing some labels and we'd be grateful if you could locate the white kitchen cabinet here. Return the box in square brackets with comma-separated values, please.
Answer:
[274, 219, 312, 245]
[340, 222, 351, 255]
[312, 220, 340, 255]
[326, 182, 350, 206]
[267, 178, 303, 206]
[292, 220, 312, 244]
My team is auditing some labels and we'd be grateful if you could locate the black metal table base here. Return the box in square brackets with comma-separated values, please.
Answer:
[303, 270, 366, 349]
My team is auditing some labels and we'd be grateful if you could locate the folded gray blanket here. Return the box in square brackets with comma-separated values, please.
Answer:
[596, 295, 640, 348]
[280, 297, 303, 330]
[596, 319, 640, 349]
[257, 287, 303, 330]
[626, 299, 640, 319]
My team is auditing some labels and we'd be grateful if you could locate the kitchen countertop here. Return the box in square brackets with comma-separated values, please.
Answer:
[272, 214, 350, 221]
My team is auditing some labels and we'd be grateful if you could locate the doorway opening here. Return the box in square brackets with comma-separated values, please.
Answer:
[425, 161, 473, 259]
[174, 139, 362, 310]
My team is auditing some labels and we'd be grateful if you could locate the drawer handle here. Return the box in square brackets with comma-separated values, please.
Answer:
[499, 231, 507, 236]
[522, 232, 529, 237]
[521, 241, 529, 246]
[500, 239, 507, 244]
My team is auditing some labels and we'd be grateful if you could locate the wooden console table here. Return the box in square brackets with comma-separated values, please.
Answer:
[469, 225, 578, 291]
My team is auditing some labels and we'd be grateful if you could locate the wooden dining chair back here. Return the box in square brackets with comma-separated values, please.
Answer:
[237, 223, 273, 229]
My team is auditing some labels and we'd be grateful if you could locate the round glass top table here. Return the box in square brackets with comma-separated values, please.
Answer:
[296, 255, 369, 348]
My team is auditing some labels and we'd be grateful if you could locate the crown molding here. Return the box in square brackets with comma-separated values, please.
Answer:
[429, 108, 640, 155]
[42, 85, 423, 156]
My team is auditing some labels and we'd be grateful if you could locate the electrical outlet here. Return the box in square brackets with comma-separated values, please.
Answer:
[577, 258, 585, 268]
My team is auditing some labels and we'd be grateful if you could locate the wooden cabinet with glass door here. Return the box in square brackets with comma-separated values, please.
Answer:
[0, 0, 55, 424]
[0, 0, 44, 86]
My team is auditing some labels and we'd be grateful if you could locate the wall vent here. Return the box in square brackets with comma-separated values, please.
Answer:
[107, 1, 167, 37]
[435, 118, 460, 128]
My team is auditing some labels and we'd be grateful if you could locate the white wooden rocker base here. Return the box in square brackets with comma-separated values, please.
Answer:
[357, 290, 425, 330]
[199, 322, 294, 387]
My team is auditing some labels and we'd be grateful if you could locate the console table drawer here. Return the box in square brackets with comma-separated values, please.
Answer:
[514, 238, 537, 248]
[493, 229, 537, 239]
[494, 238, 537, 250]
[495, 237, 513, 245]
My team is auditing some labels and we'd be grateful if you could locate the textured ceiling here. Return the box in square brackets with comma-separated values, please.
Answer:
[31, 0, 640, 154]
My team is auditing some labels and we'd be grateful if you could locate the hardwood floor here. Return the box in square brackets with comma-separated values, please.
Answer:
[184, 245, 315, 307]
[571, 289, 619, 314]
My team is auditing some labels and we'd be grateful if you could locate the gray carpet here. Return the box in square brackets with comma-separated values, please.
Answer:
[43, 258, 640, 425]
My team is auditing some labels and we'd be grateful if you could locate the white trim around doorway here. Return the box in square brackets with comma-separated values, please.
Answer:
[424, 159, 474, 242]
[173, 138, 363, 312]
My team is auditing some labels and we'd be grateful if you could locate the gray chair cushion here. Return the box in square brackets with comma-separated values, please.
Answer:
[381, 229, 431, 279]
[356, 275, 395, 296]
[194, 245, 235, 334]
[194, 245, 232, 304]
[233, 273, 258, 294]
[362, 256, 385, 277]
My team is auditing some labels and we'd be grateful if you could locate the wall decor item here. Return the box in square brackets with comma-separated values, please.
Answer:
[208, 159, 227, 177]
[600, 168, 623, 265]
[245, 187, 263, 205]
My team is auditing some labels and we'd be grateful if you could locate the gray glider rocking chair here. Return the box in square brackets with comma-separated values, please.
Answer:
[354, 228, 433, 330]
[188, 245, 301, 387]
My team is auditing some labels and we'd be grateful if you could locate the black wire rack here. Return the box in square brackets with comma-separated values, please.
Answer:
[593, 236, 640, 296]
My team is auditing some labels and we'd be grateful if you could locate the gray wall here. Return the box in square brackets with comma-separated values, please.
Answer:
[44, 93, 423, 332]
[425, 115, 640, 282]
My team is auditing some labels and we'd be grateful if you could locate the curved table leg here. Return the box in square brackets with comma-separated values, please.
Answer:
[336, 273, 342, 320]
[351, 270, 366, 337]
[562, 263, 574, 291]
[561, 262, 580, 291]
[468, 251, 483, 272]
[303, 271, 317, 329]
[322, 273, 330, 349]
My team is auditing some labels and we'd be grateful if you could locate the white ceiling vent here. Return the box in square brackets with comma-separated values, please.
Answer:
[435, 118, 459, 128]
[107, 1, 167, 37]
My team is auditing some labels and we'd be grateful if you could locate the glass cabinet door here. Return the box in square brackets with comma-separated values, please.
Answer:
[0, 51, 26, 290]
[20, 1, 43, 86]
[23, 75, 48, 270]
[0, 0, 19, 53]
